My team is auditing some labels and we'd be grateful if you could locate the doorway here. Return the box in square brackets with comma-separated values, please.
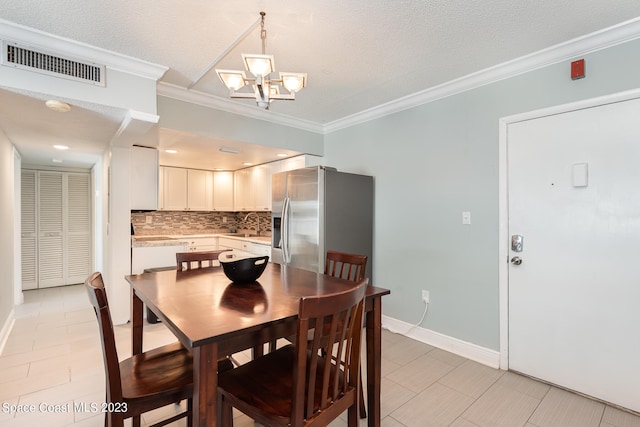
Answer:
[499, 89, 640, 412]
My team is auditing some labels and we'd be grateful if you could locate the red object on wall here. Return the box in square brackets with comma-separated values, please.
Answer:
[571, 59, 585, 80]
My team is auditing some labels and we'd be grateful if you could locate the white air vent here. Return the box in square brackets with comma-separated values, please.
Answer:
[1, 41, 105, 86]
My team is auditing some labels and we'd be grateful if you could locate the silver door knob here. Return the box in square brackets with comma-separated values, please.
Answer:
[511, 256, 522, 265]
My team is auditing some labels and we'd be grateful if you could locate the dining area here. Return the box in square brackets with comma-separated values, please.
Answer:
[95, 250, 391, 427]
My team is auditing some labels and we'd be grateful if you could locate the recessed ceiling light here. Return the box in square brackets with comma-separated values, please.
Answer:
[276, 153, 288, 157]
[165, 149, 177, 154]
[52, 159, 63, 163]
[53, 145, 69, 150]
[243, 162, 253, 166]
[219, 147, 240, 154]
[45, 100, 71, 113]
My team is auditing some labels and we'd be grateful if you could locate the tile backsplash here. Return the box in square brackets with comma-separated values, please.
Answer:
[131, 211, 271, 236]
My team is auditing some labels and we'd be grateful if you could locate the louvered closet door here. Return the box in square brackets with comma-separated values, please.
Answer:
[66, 173, 91, 284]
[38, 171, 64, 288]
[21, 170, 37, 290]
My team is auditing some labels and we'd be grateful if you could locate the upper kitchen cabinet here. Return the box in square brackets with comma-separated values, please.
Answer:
[234, 164, 271, 211]
[130, 146, 159, 210]
[278, 154, 322, 172]
[160, 166, 213, 211]
[186, 169, 214, 211]
[213, 171, 234, 211]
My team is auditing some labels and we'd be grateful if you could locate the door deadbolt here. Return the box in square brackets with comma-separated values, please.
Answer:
[510, 256, 522, 265]
[511, 235, 524, 252]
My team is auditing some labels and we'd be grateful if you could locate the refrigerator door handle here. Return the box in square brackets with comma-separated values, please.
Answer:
[282, 196, 291, 264]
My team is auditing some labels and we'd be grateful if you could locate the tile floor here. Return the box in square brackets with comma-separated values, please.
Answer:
[1, 284, 639, 427]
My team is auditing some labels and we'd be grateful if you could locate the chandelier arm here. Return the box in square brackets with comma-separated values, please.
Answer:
[188, 15, 263, 89]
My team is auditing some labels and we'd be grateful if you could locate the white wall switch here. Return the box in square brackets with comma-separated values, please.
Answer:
[462, 211, 471, 225]
[145, 215, 152, 224]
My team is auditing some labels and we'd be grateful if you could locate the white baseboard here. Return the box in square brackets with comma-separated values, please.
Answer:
[0, 309, 15, 356]
[382, 315, 501, 369]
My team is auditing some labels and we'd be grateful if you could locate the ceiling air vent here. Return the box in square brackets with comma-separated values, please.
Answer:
[1, 41, 105, 86]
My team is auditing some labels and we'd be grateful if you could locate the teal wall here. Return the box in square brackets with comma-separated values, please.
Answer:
[323, 38, 640, 350]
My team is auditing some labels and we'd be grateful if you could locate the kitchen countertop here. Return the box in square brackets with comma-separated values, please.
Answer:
[131, 233, 272, 248]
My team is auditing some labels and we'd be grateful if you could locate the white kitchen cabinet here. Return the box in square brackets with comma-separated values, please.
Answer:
[186, 237, 218, 252]
[161, 166, 187, 210]
[218, 237, 244, 251]
[130, 146, 158, 210]
[234, 164, 271, 211]
[213, 171, 234, 211]
[131, 243, 187, 274]
[278, 154, 322, 172]
[186, 169, 214, 211]
[160, 167, 214, 211]
[234, 168, 254, 211]
[253, 164, 271, 211]
[218, 237, 271, 258]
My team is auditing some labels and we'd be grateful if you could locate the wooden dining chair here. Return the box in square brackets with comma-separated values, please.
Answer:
[217, 278, 368, 427]
[325, 249, 368, 418]
[85, 271, 194, 427]
[325, 250, 368, 282]
[176, 249, 226, 271]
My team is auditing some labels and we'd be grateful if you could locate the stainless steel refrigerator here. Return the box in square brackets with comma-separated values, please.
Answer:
[271, 166, 373, 279]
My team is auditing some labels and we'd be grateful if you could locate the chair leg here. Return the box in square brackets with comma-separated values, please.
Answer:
[218, 394, 234, 427]
[359, 376, 367, 419]
[132, 414, 141, 427]
[187, 398, 193, 426]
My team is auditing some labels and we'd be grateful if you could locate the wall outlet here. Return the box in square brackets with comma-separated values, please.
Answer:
[145, 215, 152, 224]
[421, 290, 430, 303]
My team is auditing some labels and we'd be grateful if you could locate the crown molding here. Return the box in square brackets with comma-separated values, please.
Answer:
[157, 82, 324, 134]
[0, 19, 168, 80]
[323, 16, 640, 134]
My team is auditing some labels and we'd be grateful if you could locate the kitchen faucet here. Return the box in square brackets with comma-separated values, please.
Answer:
[242, 212, 261, 236]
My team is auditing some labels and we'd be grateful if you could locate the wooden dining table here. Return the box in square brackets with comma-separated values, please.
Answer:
[126, 262, 390, 427]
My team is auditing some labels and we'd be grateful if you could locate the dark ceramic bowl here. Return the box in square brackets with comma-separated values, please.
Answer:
[218, 251, 269, 284]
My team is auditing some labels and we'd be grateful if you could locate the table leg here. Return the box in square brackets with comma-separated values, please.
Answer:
[131, 289, 143, 356]
[366, 296, 382, 427]
[192, 343, 218, 427]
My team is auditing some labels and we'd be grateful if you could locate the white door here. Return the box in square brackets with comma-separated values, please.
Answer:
[508, 96, 640, 412]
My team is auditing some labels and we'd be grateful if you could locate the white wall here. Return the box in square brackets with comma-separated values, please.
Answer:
[0, 129, 16, 351]
[324, 37, 640, 352]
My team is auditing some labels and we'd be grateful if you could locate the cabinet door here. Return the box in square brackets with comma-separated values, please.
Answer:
[130, 146, 158, 210]
[213, 171, 234, 211]
[187, 169, 213, 211]
[66, 173, 92, 284]
[234, 169, 254, 211]
[163, 167, 188, 210]
[252, 164, 271, 211]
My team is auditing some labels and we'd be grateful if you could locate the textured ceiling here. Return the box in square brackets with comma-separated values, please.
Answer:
[2, 1, 640, 168]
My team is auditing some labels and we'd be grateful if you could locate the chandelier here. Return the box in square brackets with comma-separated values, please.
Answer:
[214, 12, 307, 109]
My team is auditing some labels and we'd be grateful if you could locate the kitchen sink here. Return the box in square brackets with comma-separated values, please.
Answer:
[223, 233, 262, 238]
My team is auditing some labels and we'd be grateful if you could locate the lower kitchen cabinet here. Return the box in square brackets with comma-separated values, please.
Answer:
[186, 237, 218, 252]
[218, 237, 271, 258]
[131, 243, 188, 274]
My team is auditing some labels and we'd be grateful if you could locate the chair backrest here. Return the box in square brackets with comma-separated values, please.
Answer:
[176, 250, 226, 271]
[291, 278, 368, 425]
[324, 250, 368, 282]
[84, 272, 124, 405]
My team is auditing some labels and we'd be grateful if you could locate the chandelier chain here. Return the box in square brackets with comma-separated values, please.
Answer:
[260, 12, 267, 55]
